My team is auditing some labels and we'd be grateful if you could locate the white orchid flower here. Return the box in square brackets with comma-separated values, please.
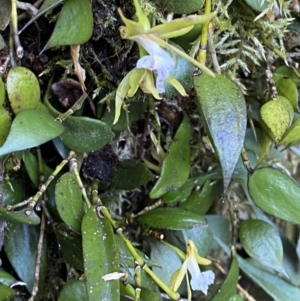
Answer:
[133, 36, 175, 93]
[170, 239, 215, 297]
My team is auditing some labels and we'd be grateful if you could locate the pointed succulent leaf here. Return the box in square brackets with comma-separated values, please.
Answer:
[42, 0, 93, 51]
[194, 73, 247, 193]
[0, 110, 64, 157]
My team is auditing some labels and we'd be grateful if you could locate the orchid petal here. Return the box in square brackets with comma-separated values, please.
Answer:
[187, 255, 215, 294]
[114, 69, 134, 124]
[170, 257, 190, 292]
[166, 76, 188, 97]
[140, 70, 161, 99]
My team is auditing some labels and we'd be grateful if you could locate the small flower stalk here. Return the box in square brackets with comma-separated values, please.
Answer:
[170, 239, 215, 299]
[114, 0, 216, 124]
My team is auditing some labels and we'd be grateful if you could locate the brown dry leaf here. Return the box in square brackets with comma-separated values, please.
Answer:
[70, 45, 86, 91]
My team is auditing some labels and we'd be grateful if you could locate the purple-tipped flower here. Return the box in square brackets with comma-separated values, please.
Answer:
[132, 36, 175, 93]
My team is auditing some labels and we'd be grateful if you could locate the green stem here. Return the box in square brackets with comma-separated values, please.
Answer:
[198, 0, 211, 64]
[117, 228, 181, 301]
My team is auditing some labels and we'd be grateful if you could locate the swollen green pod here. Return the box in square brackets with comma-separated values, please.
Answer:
[82, 206, 120, 301]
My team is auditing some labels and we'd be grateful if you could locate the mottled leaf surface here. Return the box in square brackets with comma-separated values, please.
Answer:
[194, 73, 247, 192]
[7, 67, 40, 114]
[55, 172, 84, 231]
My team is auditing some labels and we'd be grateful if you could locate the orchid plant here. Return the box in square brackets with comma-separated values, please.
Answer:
[114, 0, 216, 124]
[169, 239, 215, 299]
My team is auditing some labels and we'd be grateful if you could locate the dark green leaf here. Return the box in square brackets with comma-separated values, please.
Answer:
[55, 172, 84, 231]
[137, 207, 206, 230]
[179, 180, 222, 214]
[58, 280, 88, 301]
[54, 225, 84, 271]
[7, 67, 40, 114]
[162, 170, 222, 204]
[23, 150, 53, 188]
[42, 0, 93, 51]
[61, 116, 115, 153]
[248, 168, 300, 223]
[4, 223, 47, 293]
[150, 113, 191, 198]
[3, 181, 26, 206]
[0, 207, 40, 225]
[194, 73, 247, 192]
[82, 206, 120, 301]
[112, 160, 153, 190]
[211, 257, 239, 301]
[0, 109, 64, 157]
[240, 219, 286, 276]
[273, 66, 300, 85]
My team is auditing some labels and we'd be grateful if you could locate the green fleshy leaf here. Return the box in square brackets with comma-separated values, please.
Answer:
[273, 66, 300, 85]
[58, 280, 88, 301]
[0, 284, 14, 301]
[150, 112, 191, 199]
[0, 77, 5, 106]
[42, 0, 93, 51]
[82, 207, 120, 301]
[4, 223, 47, 293]
[240, 219, 287, 276]
[61, 116, 115, 153]
[54, 225, 84, 271]
[194, 73, 247, 193]
[0, 106, 12, 147]
[55, 172, 84, 231]
[0, 109, 64, 157]
[0, 208, 40, 225]
[179, 180, 222, 214]
[7, 67, 40, 114]
[248, 167, 300, 223]
[162, 170, 222, 204]
[277, 79, 298, 111]
[211, 257, 239, 301]
[23, 150, 53, 188]
[136, 207, 206, 230]
[279, 116, 300, 146]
